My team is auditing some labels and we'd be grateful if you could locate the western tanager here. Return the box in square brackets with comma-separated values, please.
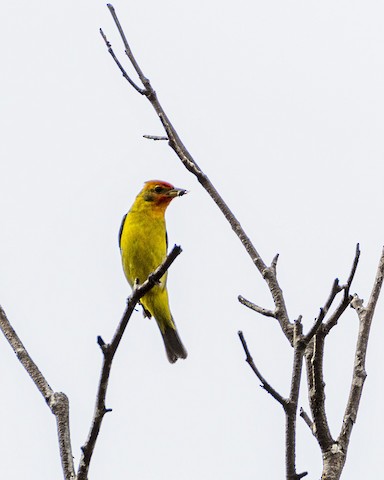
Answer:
[119, 180, 188, 363]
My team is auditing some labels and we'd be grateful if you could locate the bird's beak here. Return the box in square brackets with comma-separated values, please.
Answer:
[168, 187, 188, 198]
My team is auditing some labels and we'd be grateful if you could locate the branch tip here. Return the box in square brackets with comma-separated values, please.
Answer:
[271, 253, 279, 269]
[143, 134, 168, 141]
[238, 295, 276, 318]
[296, 472, 308, 480]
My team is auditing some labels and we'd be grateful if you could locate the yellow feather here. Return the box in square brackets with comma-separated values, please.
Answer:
[119, 180, 187, 363]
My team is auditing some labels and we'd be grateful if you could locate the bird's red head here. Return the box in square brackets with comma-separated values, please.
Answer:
[140, 180, 188, 207]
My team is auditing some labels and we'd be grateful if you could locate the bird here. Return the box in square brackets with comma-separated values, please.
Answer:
[119, 180, 188, 363]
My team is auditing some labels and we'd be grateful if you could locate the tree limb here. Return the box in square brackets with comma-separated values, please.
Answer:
[285, 320, 308, 480]
[77, 245, 182, 480]
[0, 306, 76, 480]
[338, 246, 384, 448]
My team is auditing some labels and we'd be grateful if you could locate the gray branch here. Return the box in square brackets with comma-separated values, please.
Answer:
[238, 330, 287, 407]
[238, 295, 276, 318]
[0, 306, 76, 480]
[338, 247, 384, 447]
[77, 245, 182, 480]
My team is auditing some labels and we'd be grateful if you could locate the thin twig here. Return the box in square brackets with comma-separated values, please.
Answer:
[238, 295, 276, 318]
[0, 306, 76, 480]
[303, 278, 341, 345]
[107, 4, 149, 88]
[346, 243, 361, 289]
[143, 134, 168, 141]
[323, 244, 360, 335]
[299, 408, 316, 437]
[100, 27, 145, 94]
[238, 331, 287, 407]
[77, 245, 182, 480]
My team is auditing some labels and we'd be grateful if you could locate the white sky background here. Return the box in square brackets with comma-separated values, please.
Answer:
[1, 1, 383, 479]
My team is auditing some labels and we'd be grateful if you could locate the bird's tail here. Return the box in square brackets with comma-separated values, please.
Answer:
[161, 325, 188, 364]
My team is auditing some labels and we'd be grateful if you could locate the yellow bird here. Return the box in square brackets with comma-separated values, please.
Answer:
[119, 180, 188, 363]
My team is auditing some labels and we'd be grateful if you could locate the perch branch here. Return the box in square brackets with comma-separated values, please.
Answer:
[101, 5, 293, 344]
[77, 245, 182, 480]
[0, 306, 76, 480]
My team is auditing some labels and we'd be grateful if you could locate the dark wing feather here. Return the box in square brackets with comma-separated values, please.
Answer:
[118, 213, 127, 250]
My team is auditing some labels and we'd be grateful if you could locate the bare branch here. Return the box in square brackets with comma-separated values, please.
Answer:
[50, 392, 76, 480]
[239, 320, 307, 478]
[301, 244, 374, 480]
[107, 4, 149, 89]
[323, 244, 360, 335]
[0, 306, 76, 480]
[99, 27, 145, 94]
[302, 278, 341, 346]
[238, 295, 276, 318]
[101, 5, 294, 344]
[77, 245, 182, 480]
[338, 247, 384, 450]
[294, 472, 309, 480]
[285, 320, 307, 480]
[238, 331, 287, 407]
[304, 332, 334, 451]
[143, 134, 168, 141]
[345, 243, 361, 290]
[299, 408, 316, 437]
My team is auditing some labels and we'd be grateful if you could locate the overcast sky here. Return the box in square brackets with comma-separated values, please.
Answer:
[1, 1, 384, 479]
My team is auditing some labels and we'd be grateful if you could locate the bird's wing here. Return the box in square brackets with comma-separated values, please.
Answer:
[118, 213, 127, 250]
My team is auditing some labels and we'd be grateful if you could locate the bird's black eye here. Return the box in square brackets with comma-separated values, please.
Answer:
[154, 186, 163, 193]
